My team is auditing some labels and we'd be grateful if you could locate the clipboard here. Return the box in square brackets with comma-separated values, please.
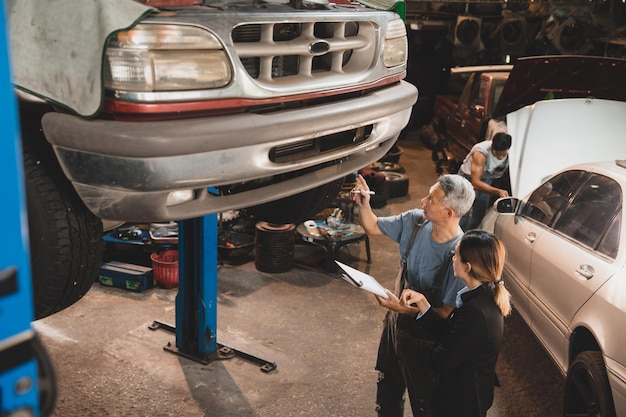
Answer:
[335, 261, 389, 299]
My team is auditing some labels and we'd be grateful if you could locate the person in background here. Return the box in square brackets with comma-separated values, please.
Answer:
[458, 132, 512, 230]
[400, 230, 511, 417]
[351, 173, 475, 417]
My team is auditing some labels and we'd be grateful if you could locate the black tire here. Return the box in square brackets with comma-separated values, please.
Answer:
[22, 131, 103, 319]
[359, 168, 389, 208]
[254, 222, 296, 273]
[246, 178, 345, 224]
[564, 351, 616, 417]
[381, 171, 409, 198]
[379, 145, 403, 164]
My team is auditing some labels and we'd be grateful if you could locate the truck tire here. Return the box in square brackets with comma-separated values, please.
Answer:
[564, 351, 616, 417]
[246, 178, 345, 224]
[22, 136, 103, 319]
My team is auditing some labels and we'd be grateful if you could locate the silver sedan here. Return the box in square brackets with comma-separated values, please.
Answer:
[495, 160, 626, 417]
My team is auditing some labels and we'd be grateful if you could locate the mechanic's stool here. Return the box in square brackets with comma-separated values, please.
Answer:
[296, 221, 371, 275]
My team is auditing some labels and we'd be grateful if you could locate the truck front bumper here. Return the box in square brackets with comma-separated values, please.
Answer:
[42, 81, 417, 222]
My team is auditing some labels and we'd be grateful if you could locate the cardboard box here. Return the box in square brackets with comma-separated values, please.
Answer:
[99, 261, 154, 292]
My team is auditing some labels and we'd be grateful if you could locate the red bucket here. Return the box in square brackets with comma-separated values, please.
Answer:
[150, 250, 179, 289]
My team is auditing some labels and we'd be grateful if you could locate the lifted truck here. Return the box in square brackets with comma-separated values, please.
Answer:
[8, 0, 417, 318]
[427, 65, 512, 174]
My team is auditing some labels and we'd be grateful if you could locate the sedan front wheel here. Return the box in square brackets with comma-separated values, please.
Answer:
[564, 351, 616, 417]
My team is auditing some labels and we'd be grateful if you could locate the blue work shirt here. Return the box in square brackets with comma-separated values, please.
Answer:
[377, 208, 464, 307]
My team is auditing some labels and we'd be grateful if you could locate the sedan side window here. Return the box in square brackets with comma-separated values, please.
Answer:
[523, 170, 586, 226]
[555, 174, 621, 252]
[598, 210, 620, 259]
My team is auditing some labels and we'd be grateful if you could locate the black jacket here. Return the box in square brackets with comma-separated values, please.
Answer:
[419, 284, 503, 417]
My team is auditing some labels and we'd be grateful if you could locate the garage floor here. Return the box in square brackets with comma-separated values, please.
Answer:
[35, 133, 564, 417]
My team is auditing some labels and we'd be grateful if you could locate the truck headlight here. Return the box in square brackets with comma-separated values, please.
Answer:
[104, 24, 232, 92]
[383, 19, 408, 68]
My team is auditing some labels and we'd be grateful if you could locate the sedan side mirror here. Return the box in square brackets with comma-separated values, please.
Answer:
[495, 197, 519, 214]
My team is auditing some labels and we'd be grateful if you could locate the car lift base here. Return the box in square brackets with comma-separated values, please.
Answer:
[148, 319, 276, 373]
[149, 216, 276, 373]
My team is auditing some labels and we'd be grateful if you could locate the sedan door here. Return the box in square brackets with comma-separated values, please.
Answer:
[527, 173, 622, 372]
[495, 170, 585, 323]
[495, 211, 543, 322]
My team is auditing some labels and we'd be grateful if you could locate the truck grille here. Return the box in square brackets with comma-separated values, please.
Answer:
[269, 125, 371, 163]
[232, 21, 374, 84]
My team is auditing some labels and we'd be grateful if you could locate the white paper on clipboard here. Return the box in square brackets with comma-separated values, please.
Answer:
[335, 261, 389, 299]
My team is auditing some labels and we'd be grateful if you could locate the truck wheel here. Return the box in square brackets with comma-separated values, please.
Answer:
[246, 178, 345, 224]
[564, 351, 616, 417]
[22, 139, 103, 319]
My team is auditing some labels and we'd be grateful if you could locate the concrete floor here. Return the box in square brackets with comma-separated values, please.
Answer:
[35, 135, 564, 417]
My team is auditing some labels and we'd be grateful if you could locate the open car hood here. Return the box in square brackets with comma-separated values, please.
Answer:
[493, 55, 626, 120]
[507, 98, 626, 199]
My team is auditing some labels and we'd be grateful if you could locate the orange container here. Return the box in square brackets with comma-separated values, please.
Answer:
[150, 250, 179, 289]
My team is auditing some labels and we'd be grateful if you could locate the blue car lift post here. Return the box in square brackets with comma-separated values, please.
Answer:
[0, 1, 57, 414]
[149, 216, 276, 373]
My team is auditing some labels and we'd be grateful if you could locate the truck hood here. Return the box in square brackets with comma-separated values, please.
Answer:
[493, 55, 626, 120]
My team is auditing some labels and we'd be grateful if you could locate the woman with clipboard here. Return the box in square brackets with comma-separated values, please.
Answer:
[401, 230, 511, 417]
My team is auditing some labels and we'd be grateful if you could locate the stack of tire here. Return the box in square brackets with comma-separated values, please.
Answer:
[359, 166, 389, 208]
[358, 145, 409, 208]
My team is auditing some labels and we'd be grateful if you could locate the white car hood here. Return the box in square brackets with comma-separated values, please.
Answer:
[506, 97, 626, 199]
